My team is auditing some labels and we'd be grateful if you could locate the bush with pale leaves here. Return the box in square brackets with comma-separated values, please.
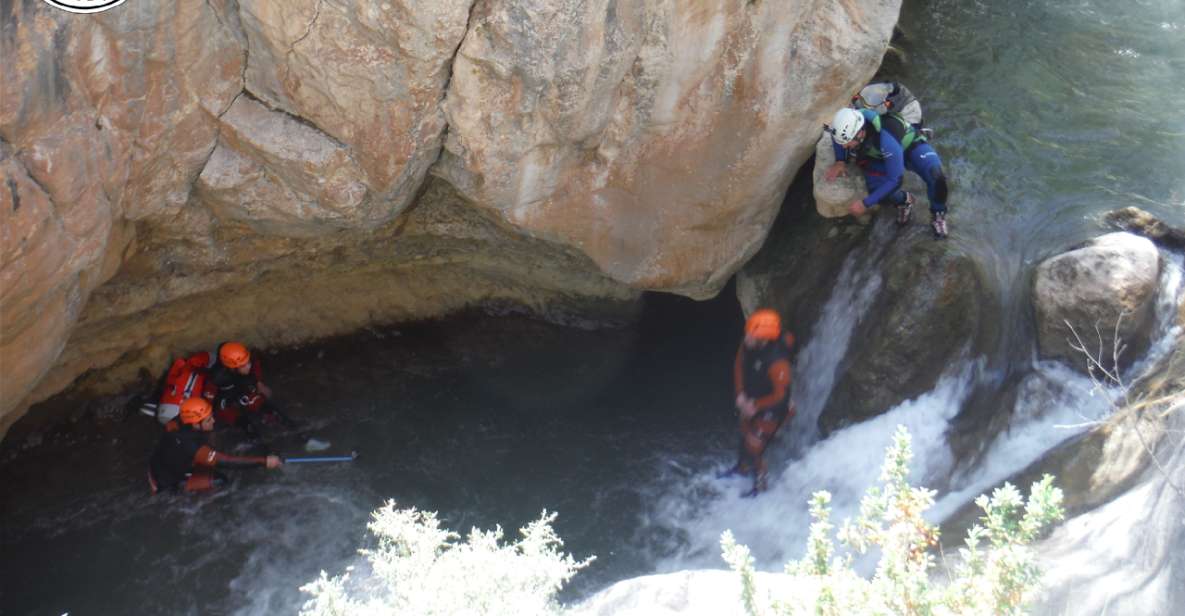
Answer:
[722, 425, 1065, 615]
[300, 502, 592, 616]
[302, 426, 1062, 615]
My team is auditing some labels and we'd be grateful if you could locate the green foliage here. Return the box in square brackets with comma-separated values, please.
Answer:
[721, 530, 764, 616]
[300, 500, 592, 616]
[723, 426, 1065, 616]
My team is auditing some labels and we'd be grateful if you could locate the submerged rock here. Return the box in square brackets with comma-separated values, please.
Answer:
[1033, 232, 1161, 375]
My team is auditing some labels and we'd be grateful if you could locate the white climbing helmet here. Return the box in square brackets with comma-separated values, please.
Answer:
[830, 107, 865, 145]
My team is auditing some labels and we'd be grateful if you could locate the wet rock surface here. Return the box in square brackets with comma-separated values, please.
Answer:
[1033, 232, 1161, 375]
[27, 179, 640, 416]
[819, 232, 995, 433]
[1104, 207, 1185, 249]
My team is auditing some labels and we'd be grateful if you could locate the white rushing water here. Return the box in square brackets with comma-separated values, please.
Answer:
[788, 220, 896, 449]
[645, 249, 1184, 575]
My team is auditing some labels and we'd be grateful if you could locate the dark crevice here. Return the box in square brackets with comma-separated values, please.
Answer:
[283, 0, 325, 83]
[218, 0, 249, 119]
[195, 0, 250, 187]
[290, 0, 324, 52]
[195, 89, 241, 187]
[7, 176, 20, 212]
[441, 0, 481, 96]
[237, 88, 349, 150]
[428, 0, 482, 172]
[11, 151, 54, 205]
[1, 138, 50, 211]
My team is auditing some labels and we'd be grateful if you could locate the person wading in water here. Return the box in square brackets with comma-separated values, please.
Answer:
[147, 398, 282, 494]
[721, 309, 797, 497]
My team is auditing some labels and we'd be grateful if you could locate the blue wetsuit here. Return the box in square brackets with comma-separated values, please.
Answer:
[832, 111, 947, 214]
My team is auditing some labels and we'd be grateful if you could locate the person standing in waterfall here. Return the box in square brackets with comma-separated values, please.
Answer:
[147, 398, 282, 494]
[823, 106, 951, 238]
[721, 309, 797, 497]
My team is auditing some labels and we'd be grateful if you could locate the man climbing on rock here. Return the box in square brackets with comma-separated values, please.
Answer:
[147, 398, 281, 494]
[823, 106, 951, 238]
[722, 308, 797, 497]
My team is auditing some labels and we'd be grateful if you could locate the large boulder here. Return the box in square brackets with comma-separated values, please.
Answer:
[195, 96, 372, 236]
[436, 0, 902, 297]
[1033, 232, 1161, 375]
[236, 0, 473, 204]
[820, 234, 995, 432]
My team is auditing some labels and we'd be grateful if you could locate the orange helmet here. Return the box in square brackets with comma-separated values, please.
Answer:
[219, 342, 251, 369]
[745, 309, 781, 341]
[179, 397, 213, 425]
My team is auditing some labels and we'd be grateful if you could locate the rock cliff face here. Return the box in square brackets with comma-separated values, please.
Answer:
[436, 0, 899, 295]
[0, 0, 901, 435]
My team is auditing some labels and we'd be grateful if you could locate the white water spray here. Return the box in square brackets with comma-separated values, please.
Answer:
[645, 247, 1183, 577]
[789, 220, 897, 448]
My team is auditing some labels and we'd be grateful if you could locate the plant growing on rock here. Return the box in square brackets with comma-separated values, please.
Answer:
[721, 425, 1065, 615]
[300, 501, 592, 616]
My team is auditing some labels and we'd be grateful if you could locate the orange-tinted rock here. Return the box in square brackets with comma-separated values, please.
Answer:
[437, 0, 901, 297]
[1, 0, 903, 436]
[196, 95, 372, 235]
[0, 0, 242, 430]
[237, 0, 473, 209]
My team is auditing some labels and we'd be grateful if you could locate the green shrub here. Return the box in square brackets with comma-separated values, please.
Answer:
[721, 425, 1064, 615]
[300, 502, 592, 616]
[300, 425, 1062, 615]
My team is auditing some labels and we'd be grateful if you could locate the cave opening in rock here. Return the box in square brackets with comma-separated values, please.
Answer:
[0, 285, 752, 613]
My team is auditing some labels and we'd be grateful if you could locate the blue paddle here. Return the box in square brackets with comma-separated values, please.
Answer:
[284, 451, 358, 464]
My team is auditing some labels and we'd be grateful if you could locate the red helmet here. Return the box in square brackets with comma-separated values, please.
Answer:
[219, 342, 251, 369]
[745, 309, 781, 341]
[179, 398, 213, 425]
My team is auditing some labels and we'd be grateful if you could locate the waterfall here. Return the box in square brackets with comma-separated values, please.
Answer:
[645, 249, 1184, 574]
[789, 219, 897, 449]
[932, 251, 1184, 523]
